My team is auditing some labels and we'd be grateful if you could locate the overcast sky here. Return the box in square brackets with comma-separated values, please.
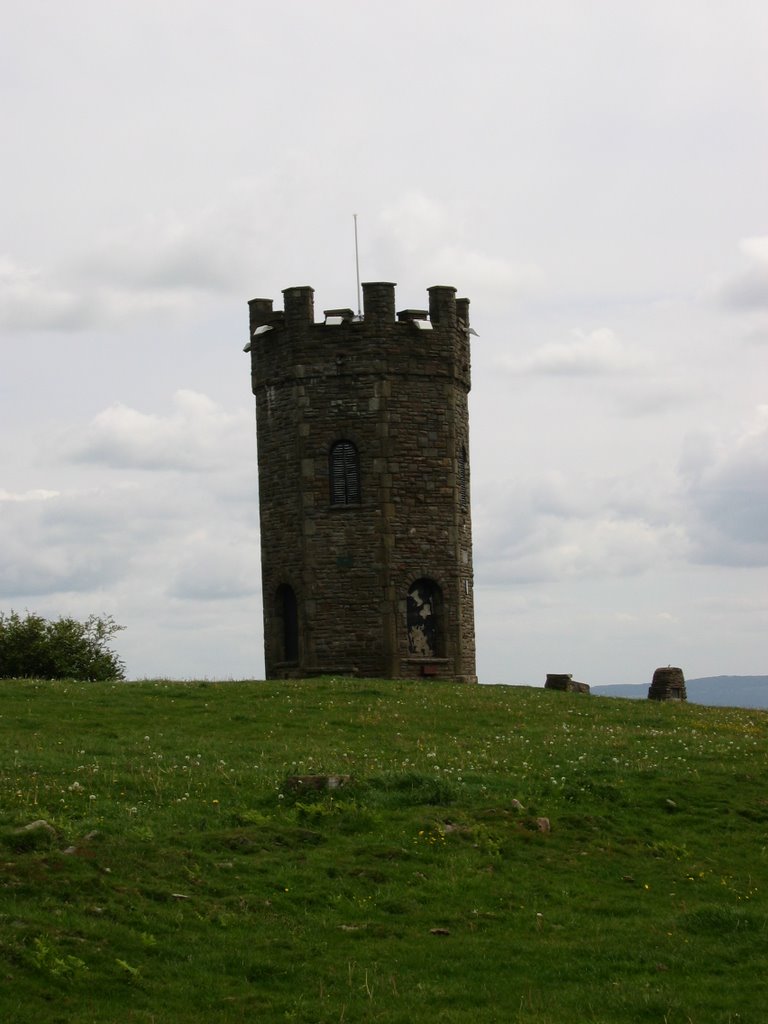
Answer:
[2, 1, 767, 685]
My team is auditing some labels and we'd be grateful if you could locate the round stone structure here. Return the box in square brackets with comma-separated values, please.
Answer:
[246, 282, 477, 683]
[648, 666, 687, 701]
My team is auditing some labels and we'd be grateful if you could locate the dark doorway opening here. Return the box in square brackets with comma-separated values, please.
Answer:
[407, 578, 443, 657]
[276, 584, 299, 662]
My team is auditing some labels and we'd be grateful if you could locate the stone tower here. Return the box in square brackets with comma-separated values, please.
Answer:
[246, 281, 476, 683]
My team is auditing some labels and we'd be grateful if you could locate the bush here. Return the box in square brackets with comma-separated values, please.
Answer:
[0, 611, 126, 681]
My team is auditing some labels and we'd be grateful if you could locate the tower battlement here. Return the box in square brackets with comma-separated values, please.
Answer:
[248, 283, 472, 396]
[247, 279, 477, 683]
[249, 282, 470, 329]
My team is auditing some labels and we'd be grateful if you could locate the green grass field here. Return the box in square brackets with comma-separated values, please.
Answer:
[1, 677, 766, 1023]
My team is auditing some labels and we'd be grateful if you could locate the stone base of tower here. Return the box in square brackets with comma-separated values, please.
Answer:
[399, 659, 477, 684]
[265, 660, 477, 684]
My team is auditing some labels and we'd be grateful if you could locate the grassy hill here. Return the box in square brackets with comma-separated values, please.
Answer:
[1, 677, 767, 1023]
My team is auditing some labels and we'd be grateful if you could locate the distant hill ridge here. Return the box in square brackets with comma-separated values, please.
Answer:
[592, 675, 768, 710]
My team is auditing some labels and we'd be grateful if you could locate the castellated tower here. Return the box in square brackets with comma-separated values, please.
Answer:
[247, 281, 477, 683]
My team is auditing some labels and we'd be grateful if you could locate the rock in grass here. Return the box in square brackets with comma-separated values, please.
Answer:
[545, 674, 590, 694]
[285, 774, 351, 792]
[3, 819, 57, 852]
[21, 819, 56, 835]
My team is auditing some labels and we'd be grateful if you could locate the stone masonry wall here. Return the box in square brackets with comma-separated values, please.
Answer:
[249, 282, 476, 682]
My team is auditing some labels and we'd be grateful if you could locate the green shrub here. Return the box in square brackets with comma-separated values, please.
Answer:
[0, 610, 125, 681]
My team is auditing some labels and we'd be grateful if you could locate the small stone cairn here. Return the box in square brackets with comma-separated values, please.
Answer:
[544, 673, 590, 695]
[647, 666, 687, 701]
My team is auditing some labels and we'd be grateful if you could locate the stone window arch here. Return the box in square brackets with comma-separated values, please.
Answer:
[329, 440, 360, 505]
[275, 583, 299, 663]
[407, 578, 443, 657]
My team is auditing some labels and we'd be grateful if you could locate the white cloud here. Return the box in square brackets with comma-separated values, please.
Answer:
[0, 252, 211, 333]
[0, 257, 91, 331]
[168, 533, 260, 601]
[479, 515, 686, 586]
[499, 327, 650, 376]
[0, 394, 263, 675]
[372, 193, 543, 307]
[67, 390, 252, 472]
[742, 319, 768, 346]
[1, 390, 261, 625]
[0, 488, 59, 502]
[431, 246, 543, 301]
[79, 183, 270, 295]
[0, 550, 121, 599]
[681, 405, 768, 565]
[0, 492, 130, 597]
[716, 237, 768, 311]
[473, 472, 687, 587]
[0, 181, 273, 332]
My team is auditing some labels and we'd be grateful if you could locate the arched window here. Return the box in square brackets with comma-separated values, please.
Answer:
[275, 584, 298, 663]
[407, 578, 443, 657]
[329, 440, 360, 505]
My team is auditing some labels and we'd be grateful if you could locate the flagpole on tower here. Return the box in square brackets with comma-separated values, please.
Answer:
[353, 213, 362, 318]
